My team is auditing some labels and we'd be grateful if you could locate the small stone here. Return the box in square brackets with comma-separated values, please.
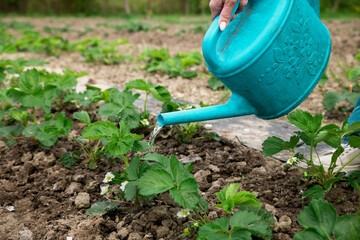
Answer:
[156, 226, 170, 238]
[194, 170, 211, 185]
[75, 192, 90, 209]
[275, 215, 292, 232]
[117, 228, 129, 239]
[6, 205, 15, 212]
[19, 229, 33, 240]
[107, 232, 118, 240]
[208, 211, 218, 220]
[251, 166, 267, 175]
[265, 204, 278, 217]
[33, 152, 45, 163]
[73, 174, 86, 183]
[21, 152, 32, 162]
[65, 182, 82, 195]
[179, 156, 202, 164]
[53, 180, 67, 192]
[128, 232, 143, 240]
[208, 164, 220, 173]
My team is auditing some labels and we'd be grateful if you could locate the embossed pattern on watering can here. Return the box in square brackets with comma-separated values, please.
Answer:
[257, 3, 325, 86]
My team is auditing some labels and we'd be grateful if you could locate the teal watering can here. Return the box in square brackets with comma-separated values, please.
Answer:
[157, 0, 331, 126]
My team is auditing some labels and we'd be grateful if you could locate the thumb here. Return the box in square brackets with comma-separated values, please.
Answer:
[218, 0, 238, 31]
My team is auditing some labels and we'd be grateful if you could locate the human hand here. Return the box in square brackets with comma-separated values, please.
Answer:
[209, 0, 249, 31]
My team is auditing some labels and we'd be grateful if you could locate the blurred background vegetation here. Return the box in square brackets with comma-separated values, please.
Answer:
[0, 0, 359, 16]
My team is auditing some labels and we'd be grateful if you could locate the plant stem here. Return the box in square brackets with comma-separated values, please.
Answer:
[71, 137, 90, 158]
[143, 92, 149, 118]
[32, 107, 37, 124]
[122, 154, 129, 168]
[198, 202, 211, 223]
[334, 151, 360, 176]
[194, 210, 207, 225]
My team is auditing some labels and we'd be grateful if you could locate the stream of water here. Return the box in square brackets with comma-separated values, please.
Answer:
[147, 122, 163, 154]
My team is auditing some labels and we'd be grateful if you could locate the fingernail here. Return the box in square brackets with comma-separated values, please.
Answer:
[220, 21, 227, 31]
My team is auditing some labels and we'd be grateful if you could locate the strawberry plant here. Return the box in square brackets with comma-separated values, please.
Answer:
[71, 111, 147, 169]
[181, 183, 274, 239]
[323, 54, 360, 112]
[70, 37, 129, 64]
[22, 112, 73, 147]
[262, 109, 360, 193]
[141, 47, 202, 78]
[293, 199, 360, 240]
[125, 78, 171, 125]
[98, 89, 141, 129]
[87, 153, 199, 215]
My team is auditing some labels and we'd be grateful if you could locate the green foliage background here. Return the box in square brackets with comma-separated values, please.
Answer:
[0, 0, 359, 15]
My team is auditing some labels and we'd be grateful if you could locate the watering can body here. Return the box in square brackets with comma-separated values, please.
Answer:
[157, 0, 331, 126]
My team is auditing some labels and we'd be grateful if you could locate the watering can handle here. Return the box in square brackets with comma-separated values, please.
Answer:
[203, 0, 242, 62]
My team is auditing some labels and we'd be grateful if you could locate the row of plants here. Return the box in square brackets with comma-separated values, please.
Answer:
[0, 22, 204, 77]
[1, 57, 359, 239]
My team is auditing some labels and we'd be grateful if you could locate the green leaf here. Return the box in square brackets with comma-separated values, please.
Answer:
[298, 199, 337, 239]
[169, 178, 199, 209]
[126, 155, 140, 181]
[105, 134, 134, 157]
[0, 124, 23, 146]
[262, 136, 285, 156]
[170, 155, 193, 186]
[132, 140, 148, 153]
[293, 229, 326, 240]
[138, 169, 174, 196]
[150, 85, 171, 102]
[230, 210, 272, 239]
[9, 110, 30, 126]
[23, 122, 58, 147]
[59, 151, 81, 168]
[324, 92, 344, 111]
[198, 218, 233, 240]
[208, 76, 225, 90]
[18, 68, 40, 95]
[86, 202, 120, 216]
[334, 214, 360, 240]
[348, 171, 360, 191]
[347, 67, 360, 82]
[73, 111, 91, 124]
[301, 185, 325, 200]
[124, 181, 138, 201]
[125, 79, 149, 91]
[81, 121, 118, 139]
[287, 110, 323, 137]
[142, 153, 170, 167]
[233, 191, 262, 209]
[52, 112, 73, 135]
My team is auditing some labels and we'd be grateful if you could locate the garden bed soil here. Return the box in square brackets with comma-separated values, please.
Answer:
[0, 115, 358, 240]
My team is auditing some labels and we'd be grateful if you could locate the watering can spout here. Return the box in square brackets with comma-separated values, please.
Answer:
[157, 94, 257, 126]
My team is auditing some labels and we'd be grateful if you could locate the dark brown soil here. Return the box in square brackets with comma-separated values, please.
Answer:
[0, 116, 358, 239]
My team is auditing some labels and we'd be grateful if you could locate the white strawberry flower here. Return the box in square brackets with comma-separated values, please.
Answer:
[140, 119, 149, 126]
[120, 181, 129, 191]
[177, 209, 190, 218]
[71, 99, 81, 108]
[287, 157, 298, 165]
[100, 185, 109, 195]
[103, 172, 115, 183]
